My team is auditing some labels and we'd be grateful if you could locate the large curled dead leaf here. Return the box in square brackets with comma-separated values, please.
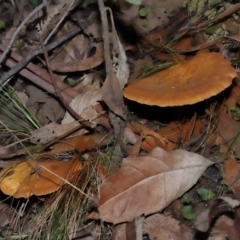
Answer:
[99, 147, 213, 224]
[0, 157, 82, 198]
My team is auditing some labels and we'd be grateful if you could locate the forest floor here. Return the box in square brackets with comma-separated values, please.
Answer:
[1, 0, 240, 239]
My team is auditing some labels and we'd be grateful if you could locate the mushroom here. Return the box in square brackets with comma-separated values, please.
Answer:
[123, 52, 237, 106]
[0, 157, 82, 198]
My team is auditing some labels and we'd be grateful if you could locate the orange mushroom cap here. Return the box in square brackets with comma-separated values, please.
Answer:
[123, 52, 237, 106]
[0, 157, 82, 198]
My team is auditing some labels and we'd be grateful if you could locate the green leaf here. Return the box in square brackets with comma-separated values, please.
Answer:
[29, 0, 42, 5]
[220, 179, 226, 185]
[228, 105, 240, 120]
[182, 205, 196, 220]
[82, 0, 90, 8]
[125, 0, 142, 5]
[182, 195, 191, 204]
[212, 152, 228, 163]
[0, 20, 6, 30]
[141, 20, 148, 28]
[139, 8, 148, 17]
[27, 145, 42, 153]
[67, 79, 76, 86]
[197, 188, 216, 201]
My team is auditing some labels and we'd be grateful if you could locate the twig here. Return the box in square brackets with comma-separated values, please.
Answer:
[0, 28, 82, 85]
[39, 38, 93, 129]
[44, 0, 77, 44]
[0, 0, 48, 65]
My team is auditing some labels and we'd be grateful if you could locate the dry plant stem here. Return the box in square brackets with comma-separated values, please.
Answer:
[0, 0, 48, 65]
[97, 0, 127, 153]
[97, 0, 111, 73]
[39, 38, 93, 129]
[0, 28, 82, 85]
[135, 216, 143, 240]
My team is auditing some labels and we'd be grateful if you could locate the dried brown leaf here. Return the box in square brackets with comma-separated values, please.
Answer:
[50, 43, 104, 72]
[218, 112, 240, 157]
[194, 197, 240, 238]
[223, 156, 240, 200]
[113, 214, 193, 240]
[61, 88, 102, 126]
[99, 147, 213, 224]
[31, 122, 80, 144]
[102, 71, 126, 119]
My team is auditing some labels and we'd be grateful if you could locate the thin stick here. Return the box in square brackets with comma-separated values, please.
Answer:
[44, 0, 77, 44]
[0, 0, 48, 65]
[0, 28, 81, 84]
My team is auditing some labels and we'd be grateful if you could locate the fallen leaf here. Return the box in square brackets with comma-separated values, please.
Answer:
[50, 42, 104, 72]
[101, 21, 129, 119]
[129, 122, 168, 151]
[49, 134, 112, 154]
[112, 213, 193, 240]
[227, 208, 240, 240]
[61, 88, 102, 126]
[223, 156, 240, 200]
[218, 112, 240, 157]
[99, 147, 213, 224]
[196, 197, 239, 231]
[102, 71, 126, 119]
[31, 121, 80, 144]
[158, 120, 202, 145]
[26, 85, 65, 125]
[225, 83, 240, 107]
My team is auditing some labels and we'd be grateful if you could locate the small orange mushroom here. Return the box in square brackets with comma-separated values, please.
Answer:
[123, 52, 237, 106]
[0, 157, 82, 198]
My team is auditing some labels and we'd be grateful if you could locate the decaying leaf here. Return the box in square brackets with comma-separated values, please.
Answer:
[101, 16, 129, 119]
[31, 121, 80, 144]
[61, 88, 102, 126]
[158, 120, 203, 146]
[0, 157, 82, 198]
[26, 85, 65, 125]
[112, 213, 193, 240]
[194, 197, 240, 233]
[50, 43, 104, 73]
[223, 156, 240, 200]
[49, 133, 112, 154]
[102, 71, 126, 119]
[218, 112, 240, 157]
[99, 147, 213, 224]
[127, 122, 172, 152]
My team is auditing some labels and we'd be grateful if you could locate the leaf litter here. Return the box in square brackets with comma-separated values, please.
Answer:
[0, 0, 240, 239]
